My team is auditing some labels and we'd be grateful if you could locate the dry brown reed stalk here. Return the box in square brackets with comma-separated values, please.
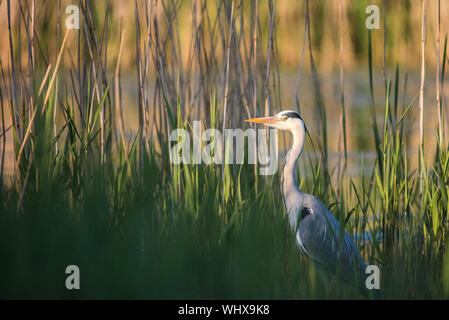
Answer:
[115, 28, 133, 176]
[7, 0, 21, 141]
[382, 0, 387, 90]
[305, 0, 329, 191]
[252, 0, 258, 117]
[143, 0, 153, 153]
[115, 30, 126, 150]
[43, 30, 70, 111]
[221, 0, 235, 167]
[17, 0, 36, 143]
[0, 65, 5, 178]
[293, 1, 308, 113]
[264, 0, 276, 123]
[37, 64, 52, 95]
[31, 0, 35, 70]
[337, 0, 347, 197]
[218, 0, 235, 213]
[53, 79, 59, 156]
[0, 61, 12, 136]
[54, 0, 61, 156]
[192, 0, 201, 122]
[233, 1, 252, 123]
[79, 1, 113, 163]
[252, 0, 259, 193]
[135, 0, 146, 174]
[221, 0, 235, 129]
[154, 0, 175, 174]
[81, 15, 103, 162]
[436, 0, 442, 146]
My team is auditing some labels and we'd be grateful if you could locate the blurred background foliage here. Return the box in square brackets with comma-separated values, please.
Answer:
[1, 0, 448, 72]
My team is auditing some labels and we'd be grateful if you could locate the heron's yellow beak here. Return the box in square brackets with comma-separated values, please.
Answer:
[245, 116, 278, 124]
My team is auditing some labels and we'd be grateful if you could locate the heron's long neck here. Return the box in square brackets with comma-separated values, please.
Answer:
[282, 127, 305, 215]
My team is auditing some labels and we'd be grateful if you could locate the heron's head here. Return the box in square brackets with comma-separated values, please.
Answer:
[245, 110, 305, 132]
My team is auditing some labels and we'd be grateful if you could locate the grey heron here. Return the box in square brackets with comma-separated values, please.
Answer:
[246, 110, 368, 292]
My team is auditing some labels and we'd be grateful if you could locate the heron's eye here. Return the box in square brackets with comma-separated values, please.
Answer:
[282, 115, 288, 121]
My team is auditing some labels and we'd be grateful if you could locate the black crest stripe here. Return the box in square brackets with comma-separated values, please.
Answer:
[284, 111, 302, 120]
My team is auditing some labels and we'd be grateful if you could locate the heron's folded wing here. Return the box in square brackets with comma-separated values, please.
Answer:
[298, 200, 364, 283]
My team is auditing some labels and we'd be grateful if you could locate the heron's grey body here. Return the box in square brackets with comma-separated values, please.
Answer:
[247, 110, 367, 289]
[280, 111, 366, 288]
